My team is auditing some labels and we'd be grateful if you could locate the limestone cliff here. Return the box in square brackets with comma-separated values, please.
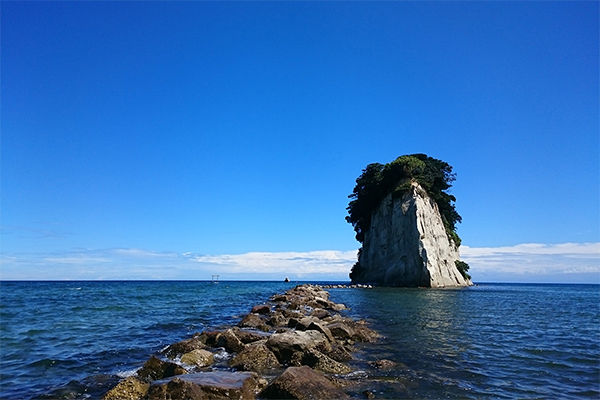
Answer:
[352, 182, 472, 287]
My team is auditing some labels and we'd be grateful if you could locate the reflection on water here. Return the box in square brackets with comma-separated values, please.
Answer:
[329, 284, 600, 399]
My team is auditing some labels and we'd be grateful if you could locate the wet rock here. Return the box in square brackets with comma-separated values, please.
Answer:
[238, 313, 270, 332]
[251, 304, 271, 314]
[137, 356, 187, 383]
[164, 334, 208, 359]
[327, 322, 355, 340]
[295, 317, 320, 331]
[368, 359, 397, 369]
[266, 312, 288, 328]
[260, 366, 350, 400]
[327, 344, 354, 362]
[306, 321, 334, 343]
[310, 308, 331, 319]
[216, 329, 245, 353]
[270, 294, 289, 303]
[297, 348, 352, 374]
[147, 371, 258, 400]
[202, 330, 223, 347]
[266, 330, 331, 364]
[229, 344, 280, 372]
[233, 329, 268, 344]
[102, 376, 149, 400]
[349, 321, 380, 343]
[180, 349, 214, 368]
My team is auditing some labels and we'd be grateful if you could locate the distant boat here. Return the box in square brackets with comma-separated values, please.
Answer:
[284, 277, 290, 282]
[212, 275, 219, 283]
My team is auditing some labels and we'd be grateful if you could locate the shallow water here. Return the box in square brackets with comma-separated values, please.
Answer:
[0, 281, 598, 399]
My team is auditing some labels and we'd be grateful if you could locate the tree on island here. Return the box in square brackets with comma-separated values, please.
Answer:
[346, 153, 470, 280]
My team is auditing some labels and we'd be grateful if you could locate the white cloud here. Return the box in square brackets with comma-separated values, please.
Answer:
[191, 250, 358, 277]
[1, 243, 598, 282]
[460, 242, 600, 280]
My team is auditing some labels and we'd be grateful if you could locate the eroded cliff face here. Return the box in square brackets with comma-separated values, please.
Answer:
[355, 182, 472, 287]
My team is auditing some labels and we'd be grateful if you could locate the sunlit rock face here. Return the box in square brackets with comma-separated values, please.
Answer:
[356, 183, 472, 288]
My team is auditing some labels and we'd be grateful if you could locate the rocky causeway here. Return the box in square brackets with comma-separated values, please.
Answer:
[102, 284, 388, 400]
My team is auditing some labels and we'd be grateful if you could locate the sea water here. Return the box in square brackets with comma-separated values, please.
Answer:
[0, 281, 598, 399]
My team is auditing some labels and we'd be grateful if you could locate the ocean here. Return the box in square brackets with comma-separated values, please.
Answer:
[0, 281, 598, 399]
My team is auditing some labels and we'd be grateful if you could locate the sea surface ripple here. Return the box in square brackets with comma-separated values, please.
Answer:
[0, 281, 598, 399]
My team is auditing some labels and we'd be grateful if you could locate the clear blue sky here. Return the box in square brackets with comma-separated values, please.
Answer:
[2, 1, 598, 282]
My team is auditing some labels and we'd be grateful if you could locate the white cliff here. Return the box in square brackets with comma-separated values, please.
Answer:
[355, 182, 472, 287]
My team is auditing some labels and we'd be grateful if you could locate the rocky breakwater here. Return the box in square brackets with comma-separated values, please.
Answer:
[102, 284, 380, 400]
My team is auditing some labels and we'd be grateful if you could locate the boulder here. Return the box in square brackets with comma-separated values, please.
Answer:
[326, 322, 355, 340]
[137, 356, 187, 382]
[164, 334, 207, 359]
[233, 329, 268, 344]
[266, 312, 288, 328]
[251, 304, 271, 314]
[238, 314, 270, 332]
[216, 329, 245, 353]
[260, 366, 350, 400]
[294, 317, 320, 331]
[297, 349, 352, 374]
[327, 344, 353, 362]
[310, 309, 331, 319]
[266, 330, 331, 364]
[306, 321, 334, 343]
[102, 376, 149, 400]
[180, 349, 214, 368]
[229, 344, 280, 372]
[147, 371, 258, 400]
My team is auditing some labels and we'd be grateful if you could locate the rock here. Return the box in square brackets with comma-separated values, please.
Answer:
[266, 312, 288, 328]
[164, 334, 207, 359]
[310, 309, 331, 319]
[202, 330, 223, 346]
[233, 329, 268, 344]
[349, 322, 380, 343]
[368, 359, 396, 369]
[327, 322, 355, 340]
[270, 294, 289, 303]
[260, 366, 350, 400]
[327, 344, 354, 362]
[216, 329, 245, 353]
[102, 376, 149, 400]
[353, 182, 472, 287]
[180, 349, 214, 368]
[297, 348, 352, 374]
[266, 330, 331, 364]
[284, 277, 290, 282]
[294, 317, 320, 331]
[251, 304, 271, 314]
[306, 321, 334, 343]
[238, 314, 270, 332]
[137, 356, 187, 383]
[229, 344, 280, 372]
[147, 371, 258, 400]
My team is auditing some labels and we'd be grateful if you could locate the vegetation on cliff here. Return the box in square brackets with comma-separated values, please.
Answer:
[346, 154, 462, 245]
[346, 154, 471, 282]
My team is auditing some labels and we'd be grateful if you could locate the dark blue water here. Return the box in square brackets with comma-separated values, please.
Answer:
[1, 281, 598, 399]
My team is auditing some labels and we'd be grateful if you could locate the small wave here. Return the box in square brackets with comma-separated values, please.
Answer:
[116, 368, 139, 378]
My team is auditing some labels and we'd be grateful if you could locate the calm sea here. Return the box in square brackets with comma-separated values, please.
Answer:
[0, 281, 598, 399]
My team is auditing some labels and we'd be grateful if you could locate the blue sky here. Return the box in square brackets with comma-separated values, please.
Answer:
[2, 2, 598, 282]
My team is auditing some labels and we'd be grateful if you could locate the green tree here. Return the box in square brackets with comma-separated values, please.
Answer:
[346, 154, 462, 247]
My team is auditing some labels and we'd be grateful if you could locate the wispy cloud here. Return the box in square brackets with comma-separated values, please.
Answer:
[1, 243, 598, 282]
[460, 242, 600, 282]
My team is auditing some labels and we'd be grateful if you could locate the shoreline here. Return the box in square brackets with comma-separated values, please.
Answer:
[101, 284, 388, 400]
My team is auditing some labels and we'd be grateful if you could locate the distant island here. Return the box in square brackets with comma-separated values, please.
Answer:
[346, 154, 472, 287]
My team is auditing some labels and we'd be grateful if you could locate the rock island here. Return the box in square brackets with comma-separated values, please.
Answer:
[346, 154, 473, 287]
